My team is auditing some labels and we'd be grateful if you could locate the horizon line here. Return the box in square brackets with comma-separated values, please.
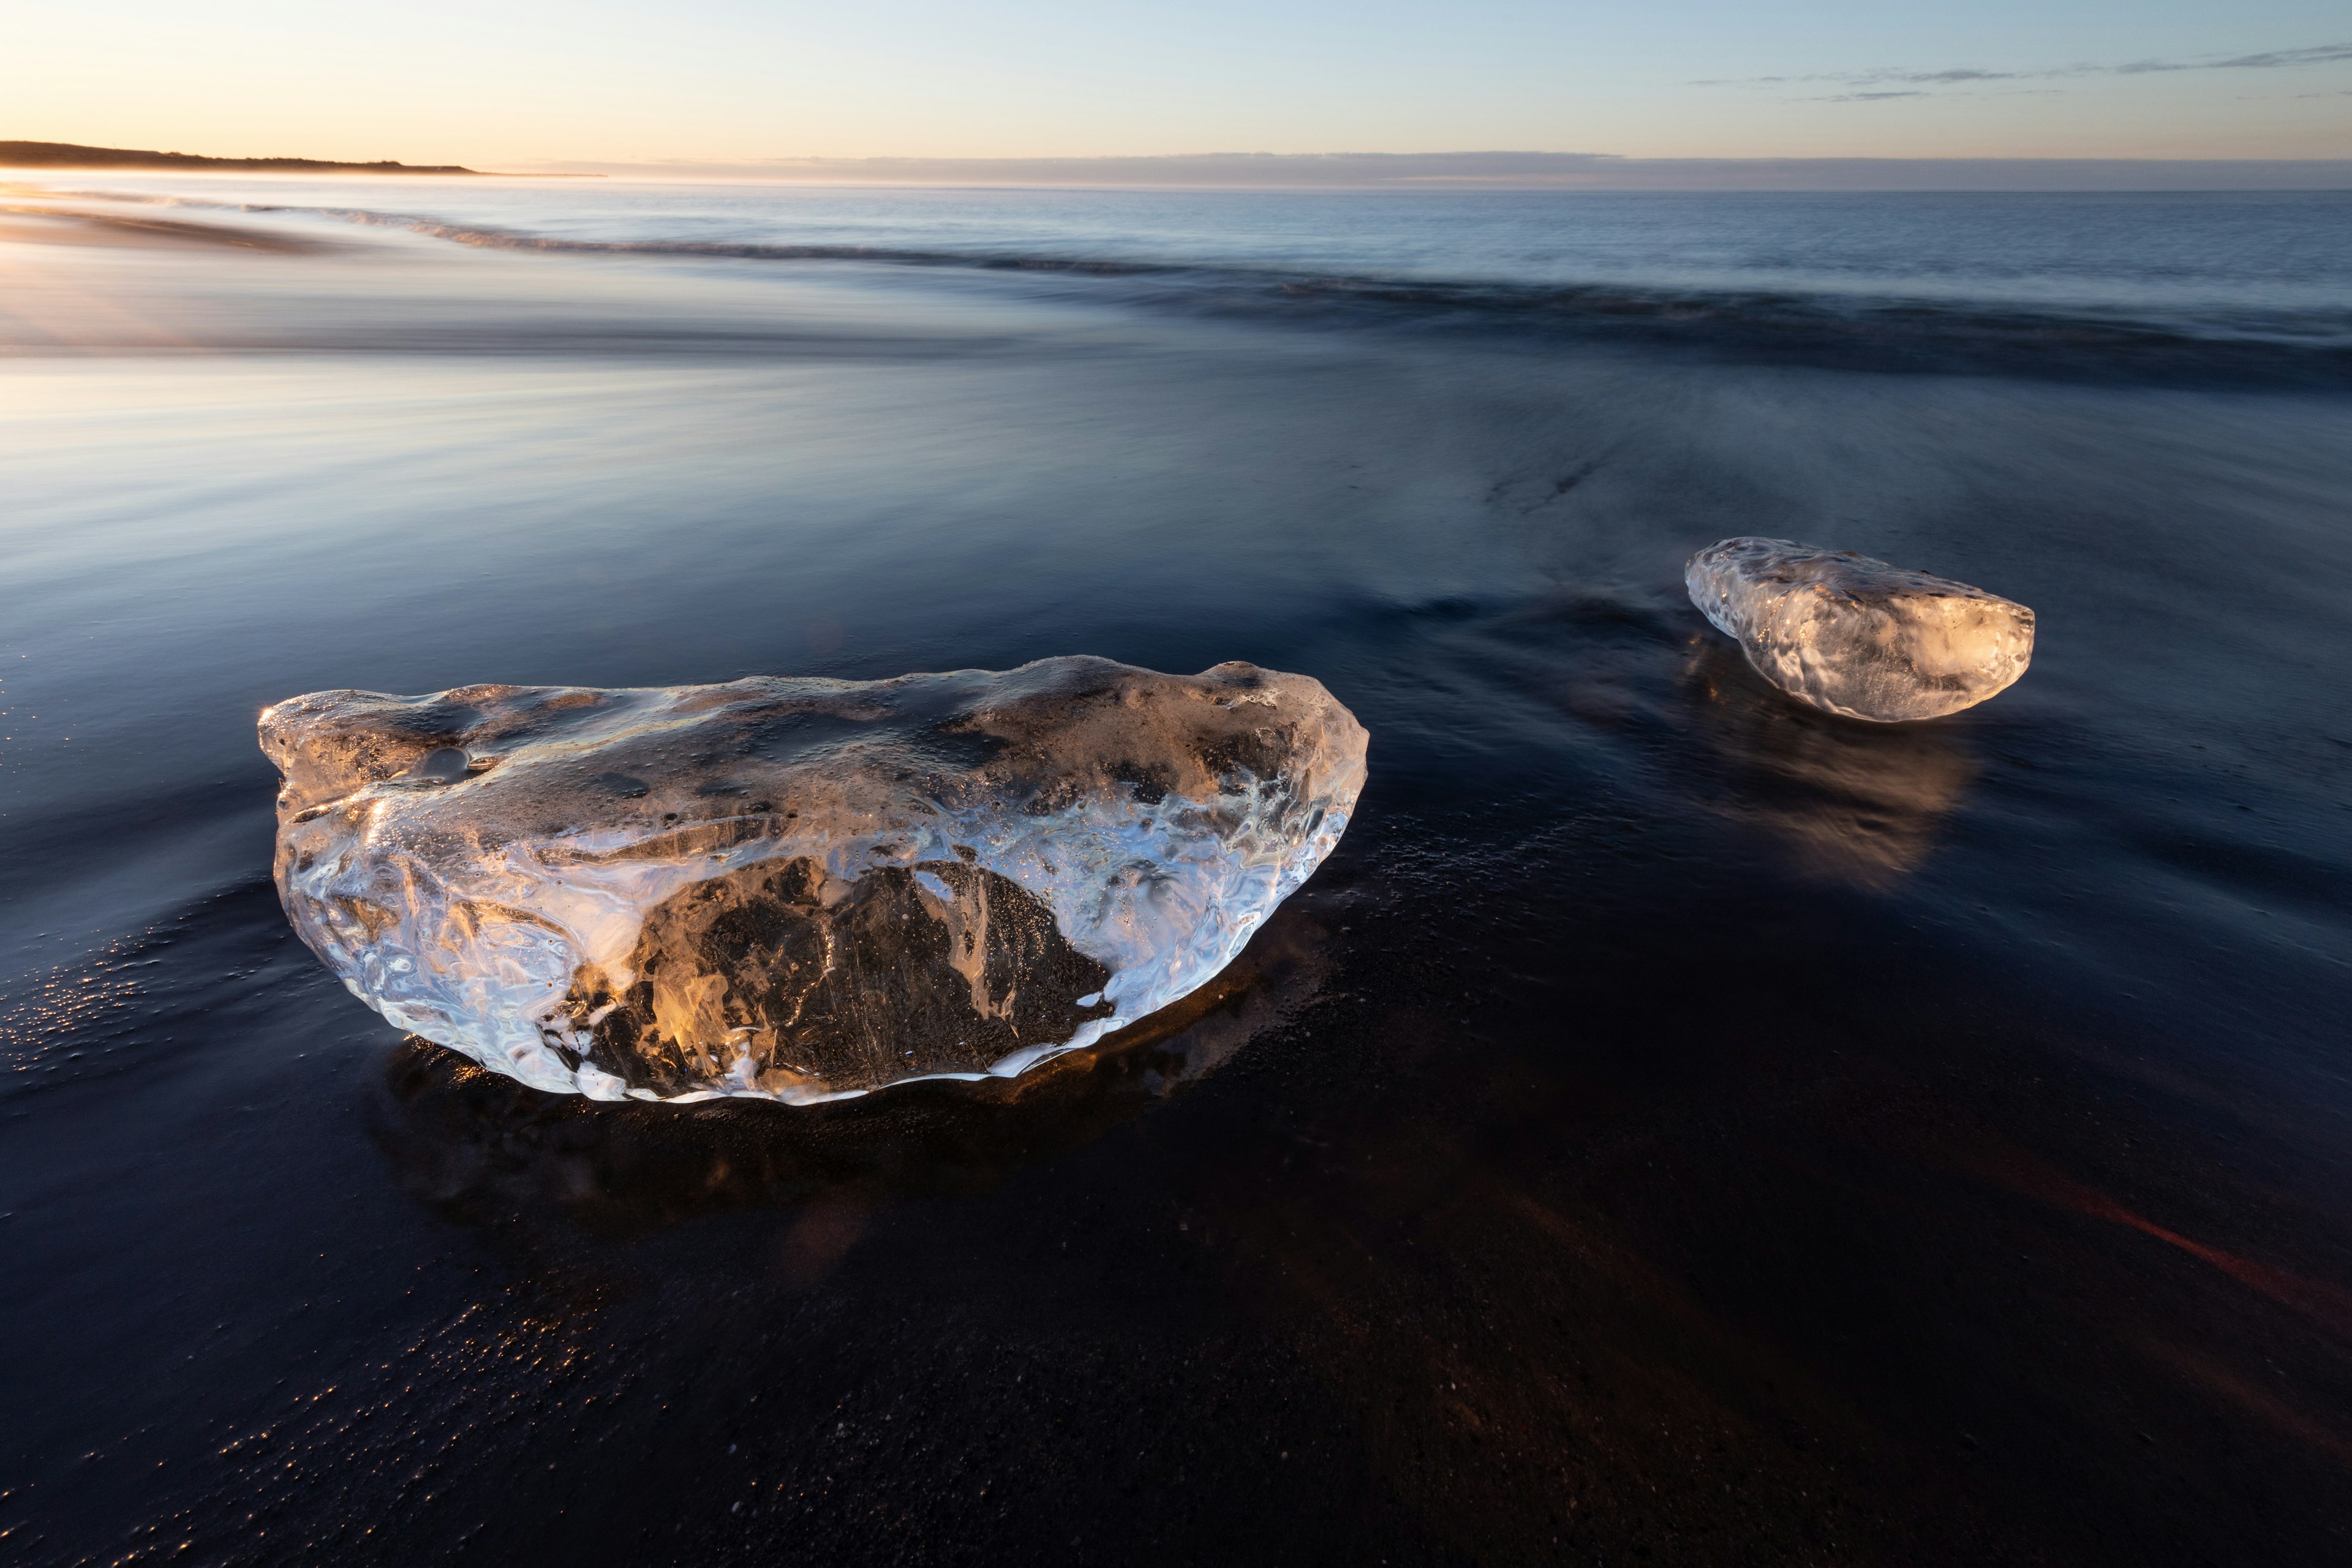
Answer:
[521, 150, 2352, 192]
[13, 141, 2352, 191]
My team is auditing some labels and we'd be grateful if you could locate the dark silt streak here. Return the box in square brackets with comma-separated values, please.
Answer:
[1, 190, 2350, 1565]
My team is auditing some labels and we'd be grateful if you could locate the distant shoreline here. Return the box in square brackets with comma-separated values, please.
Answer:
[0, 140, 483, 175]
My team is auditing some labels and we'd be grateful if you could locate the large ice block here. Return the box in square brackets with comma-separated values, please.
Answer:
[261, 658, 1367, 1104]
[1685, 537, 2034, 722]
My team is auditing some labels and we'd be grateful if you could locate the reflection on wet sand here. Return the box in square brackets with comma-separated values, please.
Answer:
[0, 200, 334, 252]
[1680, 638, 1977, 887]
[369, 906, 1332, 1236]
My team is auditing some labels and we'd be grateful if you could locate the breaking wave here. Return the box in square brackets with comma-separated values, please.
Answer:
[50, 185, 2352, 385]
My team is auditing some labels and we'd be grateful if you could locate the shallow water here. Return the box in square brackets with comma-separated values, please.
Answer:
[2, 179, 2350, 1565]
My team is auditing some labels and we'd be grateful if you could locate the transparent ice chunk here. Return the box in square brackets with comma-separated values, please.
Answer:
[1686, 537, 2035, 722]
[260, 657, 1367, 1104]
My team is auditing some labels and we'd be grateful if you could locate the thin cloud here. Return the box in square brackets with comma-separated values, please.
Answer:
[2121, 43, 2352, 74]
[1697, 40, 2352, 92]
[1804, 91, 1929, 103]
[1881, 69, 2016, 84]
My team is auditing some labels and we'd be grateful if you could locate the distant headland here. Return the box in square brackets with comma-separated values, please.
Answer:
[0, 140, 481, 175]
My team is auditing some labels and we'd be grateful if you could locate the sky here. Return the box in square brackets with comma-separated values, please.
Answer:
[4, 1, 2349, 168]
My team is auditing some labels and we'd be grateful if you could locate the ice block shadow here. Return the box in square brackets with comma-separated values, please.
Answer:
[368, 906, 1331, 1235]
[1678, 638, 1978, 888]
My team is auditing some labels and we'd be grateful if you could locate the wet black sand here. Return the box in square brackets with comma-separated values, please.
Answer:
[2, 222, 2349, 1565]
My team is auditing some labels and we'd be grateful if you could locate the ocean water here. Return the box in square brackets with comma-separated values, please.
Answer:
[2, 176, 2350, 1565]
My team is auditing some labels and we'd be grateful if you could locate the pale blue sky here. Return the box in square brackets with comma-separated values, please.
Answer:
[5, 1, 2348, 165]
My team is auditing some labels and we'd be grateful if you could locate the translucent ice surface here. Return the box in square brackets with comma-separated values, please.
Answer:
[1686, 538, 2035, 722]
[261, 658, 1367, 1104]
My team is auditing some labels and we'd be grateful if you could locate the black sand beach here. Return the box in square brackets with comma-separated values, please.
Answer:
[2, 183, 2348, 1565]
